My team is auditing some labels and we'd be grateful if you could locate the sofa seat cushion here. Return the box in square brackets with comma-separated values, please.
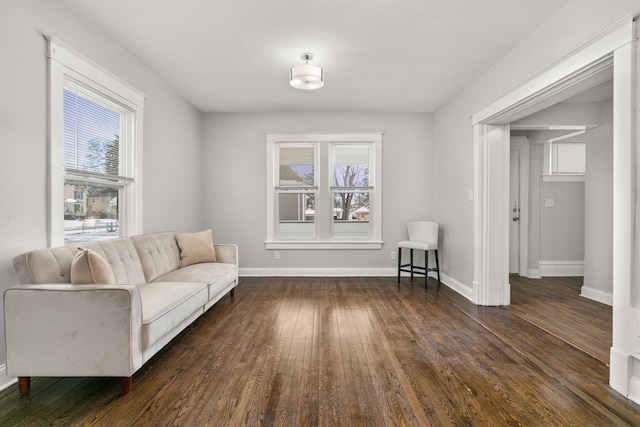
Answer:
[152, 263, 237, 300]
[136, 282, 207, 350]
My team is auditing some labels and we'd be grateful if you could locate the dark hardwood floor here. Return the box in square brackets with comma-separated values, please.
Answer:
[507, 275, 611, 364]
[0, 277, 638, 426]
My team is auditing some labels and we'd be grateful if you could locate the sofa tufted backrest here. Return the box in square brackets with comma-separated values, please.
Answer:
[12, 238, 147, 285]
[131, 232, 181, 282]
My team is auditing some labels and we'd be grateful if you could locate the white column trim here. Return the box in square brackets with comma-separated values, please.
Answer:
[473, 123, 511, 305]
[610, 36, 638, 398]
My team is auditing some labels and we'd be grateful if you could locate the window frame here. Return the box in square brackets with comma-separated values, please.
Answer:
[48, 37, 144, 247]
[266, 133, 382, 249]
[541, 131, 586, 183]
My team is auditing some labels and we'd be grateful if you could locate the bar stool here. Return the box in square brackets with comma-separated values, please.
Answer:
[397, 221, 440, 286]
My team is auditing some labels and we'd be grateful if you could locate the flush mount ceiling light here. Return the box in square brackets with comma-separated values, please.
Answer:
[290, 52, 324, 90]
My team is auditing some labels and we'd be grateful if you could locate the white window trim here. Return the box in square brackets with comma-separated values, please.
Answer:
[542, 174, 586, 183]
[266, 133, 383, 250]
[48, 37, 145, 247]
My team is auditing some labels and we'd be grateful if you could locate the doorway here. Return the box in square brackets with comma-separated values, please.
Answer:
[509, 137, 529, 276]
[471, 17, 636, 400]
[509, 148, 520, 274]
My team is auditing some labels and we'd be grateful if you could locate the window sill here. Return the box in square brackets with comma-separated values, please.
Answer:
[265, 240, 383, 250]
[542, 174, 585, 183]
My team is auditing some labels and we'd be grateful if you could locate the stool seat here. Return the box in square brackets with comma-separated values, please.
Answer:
[397, 240, 437, 251]
[397, 221, 440, 287]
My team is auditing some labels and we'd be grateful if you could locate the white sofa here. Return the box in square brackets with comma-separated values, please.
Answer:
[4, 231, 238, 394]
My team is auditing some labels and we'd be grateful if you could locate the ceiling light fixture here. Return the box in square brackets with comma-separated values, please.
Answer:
[290, 52, 324, 90]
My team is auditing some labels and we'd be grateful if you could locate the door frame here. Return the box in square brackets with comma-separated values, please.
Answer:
[510, 137, 530, 277]
[471, 16, 637, 400]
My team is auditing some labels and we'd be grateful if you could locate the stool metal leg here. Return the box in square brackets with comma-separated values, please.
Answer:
[397, 247, 402, 283]
[410, 249, 414, 278]
[435, 249, 441, 283]
[425, 250, 429, 289]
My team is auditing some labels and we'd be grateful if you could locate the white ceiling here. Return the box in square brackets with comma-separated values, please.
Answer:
[61, 0, 569, 113]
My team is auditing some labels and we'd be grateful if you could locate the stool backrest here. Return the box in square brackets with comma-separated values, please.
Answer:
[407, 221, 438, 245]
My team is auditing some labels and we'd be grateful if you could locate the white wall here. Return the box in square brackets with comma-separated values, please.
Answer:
[433, 0, 640, 291]
[202, 112, 432, 273]
[583, 98, 614, 303]
[539, 181, 585, 261]
[0, 0, 204, 381]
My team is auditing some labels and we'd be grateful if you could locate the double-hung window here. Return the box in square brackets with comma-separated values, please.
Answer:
[48, 38, 144, 246]
[266, 133, 382, 249]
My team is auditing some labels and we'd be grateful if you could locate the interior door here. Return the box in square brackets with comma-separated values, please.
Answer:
[509, 149, 520, 274]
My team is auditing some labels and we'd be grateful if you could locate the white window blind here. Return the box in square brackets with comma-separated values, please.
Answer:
[278, 146, 315, 186]
[63, 81, 135, 182]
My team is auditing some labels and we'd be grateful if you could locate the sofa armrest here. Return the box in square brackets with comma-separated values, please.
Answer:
[214, 244, 238, 266]
[4, 284, 144, 378]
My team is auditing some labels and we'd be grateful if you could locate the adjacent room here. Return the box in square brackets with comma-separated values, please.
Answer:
[1, 0, 640, 424]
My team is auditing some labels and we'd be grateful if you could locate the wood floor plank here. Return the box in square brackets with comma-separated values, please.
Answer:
[0, 277, 638, 426]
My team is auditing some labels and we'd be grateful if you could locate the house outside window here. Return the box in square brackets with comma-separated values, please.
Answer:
[48, 37, 144, 246]
[266, 133, 382, 249]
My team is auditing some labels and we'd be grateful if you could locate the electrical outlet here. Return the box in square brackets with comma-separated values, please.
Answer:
[274, 251, 280, 260]
[391, 251, 397, 260]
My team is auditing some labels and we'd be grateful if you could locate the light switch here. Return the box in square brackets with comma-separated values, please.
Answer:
[544, 198, 555, 208]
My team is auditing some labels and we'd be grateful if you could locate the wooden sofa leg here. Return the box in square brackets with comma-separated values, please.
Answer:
[230, 287, 235, 298]
[18, 377, 30, 394]
[121, 377, 132, 394]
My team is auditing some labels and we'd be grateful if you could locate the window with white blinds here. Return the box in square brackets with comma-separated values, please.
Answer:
[63, 81, 135, 181]
[48, 37, 144, 247]
[266, 133, 382, 249]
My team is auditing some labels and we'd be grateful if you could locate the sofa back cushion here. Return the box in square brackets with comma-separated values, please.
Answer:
[12, 238, 147, 285]
[131, 232, 181, 282]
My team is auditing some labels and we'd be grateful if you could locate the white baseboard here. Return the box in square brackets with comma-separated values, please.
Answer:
[0, 364, 16, 392]
[525, 269, 542, 279]
[539, 260, 584, 277]
[610, 347, 632, 399]
[580, 285, 613, 306]
[440, 273, 474, 301]
[240, 267, 398, 277]
[628, 374, 640, 406]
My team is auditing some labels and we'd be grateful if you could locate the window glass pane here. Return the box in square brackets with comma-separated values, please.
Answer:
[64, 182, 119, 244]
[279, 146, 314, 186]
[277, 192, 315, 239]
[333, 145, 370, 187]
[332, 191, 369, 222]
[333, 191, 370, 239]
